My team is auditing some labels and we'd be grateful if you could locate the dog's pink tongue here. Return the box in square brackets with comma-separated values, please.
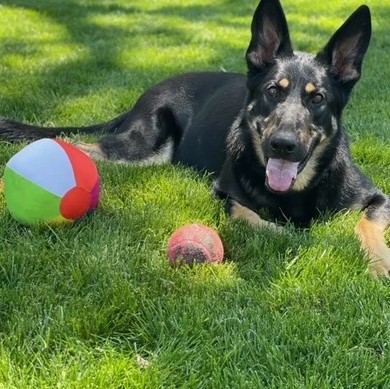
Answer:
[266, 158, 299, 192]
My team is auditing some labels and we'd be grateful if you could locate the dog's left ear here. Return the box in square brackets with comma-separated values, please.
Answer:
[246, 0, 293, 73]
[316, 5, 371, 86]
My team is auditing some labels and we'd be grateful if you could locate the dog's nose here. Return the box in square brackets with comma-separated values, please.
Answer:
[269, 133, 298, 157]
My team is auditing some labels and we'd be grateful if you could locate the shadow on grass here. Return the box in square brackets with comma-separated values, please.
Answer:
[2, 0, 387, 122]
[0, 0, 245, 119]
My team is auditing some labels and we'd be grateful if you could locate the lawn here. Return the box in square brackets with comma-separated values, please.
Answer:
[0, 0, 390, 387]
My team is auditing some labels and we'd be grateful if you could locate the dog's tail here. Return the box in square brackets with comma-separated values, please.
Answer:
[0, 112, 129, 143]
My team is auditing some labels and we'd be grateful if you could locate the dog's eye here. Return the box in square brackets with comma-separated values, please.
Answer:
[267, 86, 278, 99]
[312, 93, 325, 105]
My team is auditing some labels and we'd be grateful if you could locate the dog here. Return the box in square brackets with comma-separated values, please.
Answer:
[1, 0, 389, 277]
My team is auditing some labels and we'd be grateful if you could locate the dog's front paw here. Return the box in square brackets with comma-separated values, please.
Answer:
[368, 251, 390, 279]
[264, 220, 285, 233]
[229, 201, 285, 233]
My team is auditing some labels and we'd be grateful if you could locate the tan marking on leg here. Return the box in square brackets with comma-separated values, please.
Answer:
[355, 217, 390, 278]
[134, 140, 174, 167]
[230, 201, 283, 232]
[75, 139, 174, 166]
[278, 78, 290, 89]
[305, 82, 316, 93]
[74, 141, 108, 161]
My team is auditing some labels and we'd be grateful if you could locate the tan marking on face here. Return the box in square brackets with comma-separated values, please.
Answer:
[247, 120, 267, 166]
[305, 82, 316, 93]
[331, 116, 338, 132]
[293, 138, 329, 192]
[355, 217, 390, 278]
[278, 78, 290, 89]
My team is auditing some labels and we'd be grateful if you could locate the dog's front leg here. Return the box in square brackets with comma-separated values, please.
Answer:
[355, 195, 390, 277]
[229, 201, 283, 232]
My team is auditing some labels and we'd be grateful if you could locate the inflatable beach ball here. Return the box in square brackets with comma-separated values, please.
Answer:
[4, 138, 100, 225]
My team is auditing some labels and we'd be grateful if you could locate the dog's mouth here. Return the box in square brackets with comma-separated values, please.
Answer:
[265, 157, 308, 193]
[263, 133, 321, 193]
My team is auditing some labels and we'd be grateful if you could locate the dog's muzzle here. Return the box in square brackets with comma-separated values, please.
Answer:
[264, 132, 308, 193]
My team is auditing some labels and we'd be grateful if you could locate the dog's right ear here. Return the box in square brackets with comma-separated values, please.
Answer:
[246, 0, 293, 73]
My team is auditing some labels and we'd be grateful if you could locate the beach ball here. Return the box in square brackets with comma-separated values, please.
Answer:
[3, 138, 100, 225]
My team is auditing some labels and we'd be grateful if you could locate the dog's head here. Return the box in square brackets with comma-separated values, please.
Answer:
[243, 0, 371, 193]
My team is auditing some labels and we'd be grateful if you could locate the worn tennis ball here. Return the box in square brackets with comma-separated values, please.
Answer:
[167, 223, 224, 266]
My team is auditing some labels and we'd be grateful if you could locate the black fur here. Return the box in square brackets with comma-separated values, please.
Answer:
[1, 0, 389, 276]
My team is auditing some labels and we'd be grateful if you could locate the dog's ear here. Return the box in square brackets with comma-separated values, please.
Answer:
[246, 0, 293, 73]
[316, 6, 371, 87]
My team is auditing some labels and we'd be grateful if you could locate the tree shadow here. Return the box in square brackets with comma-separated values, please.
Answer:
[0, 0, 247, 123]
[0, 0, 388, 129]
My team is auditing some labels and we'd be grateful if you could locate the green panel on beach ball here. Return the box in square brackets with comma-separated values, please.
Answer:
[4, 167, 62, 224]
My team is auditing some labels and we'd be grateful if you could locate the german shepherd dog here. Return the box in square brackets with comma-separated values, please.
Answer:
[1, 0, 389, 277]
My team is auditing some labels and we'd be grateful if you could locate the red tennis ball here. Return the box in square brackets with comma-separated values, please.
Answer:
[167, 224, 224, 266]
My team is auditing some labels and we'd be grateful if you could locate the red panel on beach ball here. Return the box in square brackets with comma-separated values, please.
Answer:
[54, 139, 98, 190]
[60, 187, 91, 220]
[89, 178, 100, 210]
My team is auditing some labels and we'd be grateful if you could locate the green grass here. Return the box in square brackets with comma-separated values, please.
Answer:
[0, 0, 390, 387]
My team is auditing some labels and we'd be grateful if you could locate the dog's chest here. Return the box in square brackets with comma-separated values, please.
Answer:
[264, 191, 319, 226]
